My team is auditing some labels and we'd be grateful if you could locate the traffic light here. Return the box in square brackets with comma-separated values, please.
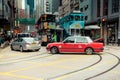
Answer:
[102, 18, 106, 22]
[102, 18, 106, 26]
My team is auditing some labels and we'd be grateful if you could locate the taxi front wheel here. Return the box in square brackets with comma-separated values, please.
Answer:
[50, 47, 59, 54]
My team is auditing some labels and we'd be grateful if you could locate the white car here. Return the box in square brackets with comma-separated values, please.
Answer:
[10, 37, 41, 52]
[15, 33, 31, 39]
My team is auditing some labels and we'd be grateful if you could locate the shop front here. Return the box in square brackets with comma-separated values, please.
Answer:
[84, 25, 101, 40]
[107, 20, 119, 45]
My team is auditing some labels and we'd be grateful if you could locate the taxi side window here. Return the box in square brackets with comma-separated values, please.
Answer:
[76, 37, 88, 43]
[64, 37, 75, 43]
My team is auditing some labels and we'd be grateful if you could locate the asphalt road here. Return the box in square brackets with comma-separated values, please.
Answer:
[0, 46, 120, 80]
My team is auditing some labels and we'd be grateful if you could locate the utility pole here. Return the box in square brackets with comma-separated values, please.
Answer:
[118, 1, 120, 46]
[2, 0, 4, 18]
[100, 0, 103, 38]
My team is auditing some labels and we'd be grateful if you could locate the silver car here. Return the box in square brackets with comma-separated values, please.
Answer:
[10, 37, 41, 52]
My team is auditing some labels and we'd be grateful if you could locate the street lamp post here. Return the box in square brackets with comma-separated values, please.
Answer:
[118, 1, 120, 46]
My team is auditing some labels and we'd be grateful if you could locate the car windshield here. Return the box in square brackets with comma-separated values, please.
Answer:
[63, 37, 75, 43]
[23, 38, 38, 42]
[17, 33, 30, 38]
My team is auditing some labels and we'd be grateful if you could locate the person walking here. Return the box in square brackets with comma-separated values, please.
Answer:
[52, 33, 57, 42]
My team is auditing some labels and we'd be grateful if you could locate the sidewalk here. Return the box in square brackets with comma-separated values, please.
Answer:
[0, 41, 9, 49]
[104, 45, 120, 50]
[103, 45, 120, 54]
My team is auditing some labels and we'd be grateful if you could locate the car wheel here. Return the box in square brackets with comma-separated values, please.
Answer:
[20, 46, 24, 52]
[85, 48, 93, 55]
[35, 49, 40, 51]
[11, 45, 14, 50]
[50, 47, 59, 54]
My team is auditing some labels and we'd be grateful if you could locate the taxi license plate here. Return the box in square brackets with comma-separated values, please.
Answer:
[32, 42, 36, 46]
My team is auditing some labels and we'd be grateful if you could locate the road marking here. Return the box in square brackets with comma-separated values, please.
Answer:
[0, 52, 46, 64]
[0, 55, 3, 58]
[6, 56, 90, 74]
[0, 72, 44, 80]
[0, 55, 99, 80]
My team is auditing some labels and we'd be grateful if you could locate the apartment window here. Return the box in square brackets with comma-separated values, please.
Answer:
[80, 8, 83, 12]
[84, 5, 88, 11]
[80, 0, 83, 2]
[81, 16, 84, 21]
[85, 16, 88, 21]
[112, 0, 119, 13]
[75, 15, 80, 21]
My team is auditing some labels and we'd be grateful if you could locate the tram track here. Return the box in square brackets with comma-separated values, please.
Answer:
[0, 52, 54, 65]
[47, 54, 102, 80]
[85, 52, 120, 80]
[1, 49, 120, 80]
[48, 52, 120, 80]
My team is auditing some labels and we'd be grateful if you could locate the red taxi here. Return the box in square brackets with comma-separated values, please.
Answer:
[46, 36, 104, 54]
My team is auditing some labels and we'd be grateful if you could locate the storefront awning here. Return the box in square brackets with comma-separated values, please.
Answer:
[84, 25, 100, 30]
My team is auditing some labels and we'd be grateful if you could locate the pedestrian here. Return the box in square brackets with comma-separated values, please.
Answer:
[52, 33, 57, 42]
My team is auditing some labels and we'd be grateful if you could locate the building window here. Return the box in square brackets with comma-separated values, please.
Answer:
[80, 0, 83, 2]
[81, 16, 84, 21]
[80, 8, 83, 12]
[85, 16, 88, 21]
[84, 5, 88, 11]
[75, 15, 80, 21]
[112, 0, 119, 13]
[103, 0, 108, 16]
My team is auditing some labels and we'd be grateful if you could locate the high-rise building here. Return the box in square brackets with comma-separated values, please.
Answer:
[0, 0, 10, 33]
[26, 4, 30, 18]
[27, 0, 34, 14]
[34, 0, 44, 22]
[52, 0, 60, 14]
[79, 0, 92, 23]
[59, 0, 80, 17]
[16, 0, 25, 18]
[34, 0, 60, 22]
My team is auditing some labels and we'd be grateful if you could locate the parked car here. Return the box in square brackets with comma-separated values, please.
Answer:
[46, 36, 104, 54]
[10, 37, 41, 52]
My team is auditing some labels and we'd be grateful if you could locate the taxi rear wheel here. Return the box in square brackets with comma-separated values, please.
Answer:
[85, 48, 93, 55]
[50, 47, 58, 54]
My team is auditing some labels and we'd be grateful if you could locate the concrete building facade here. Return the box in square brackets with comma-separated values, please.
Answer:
[59, 0, 80, 17]
[79, 0, 119, 45]
[0, 0, 11, 34]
